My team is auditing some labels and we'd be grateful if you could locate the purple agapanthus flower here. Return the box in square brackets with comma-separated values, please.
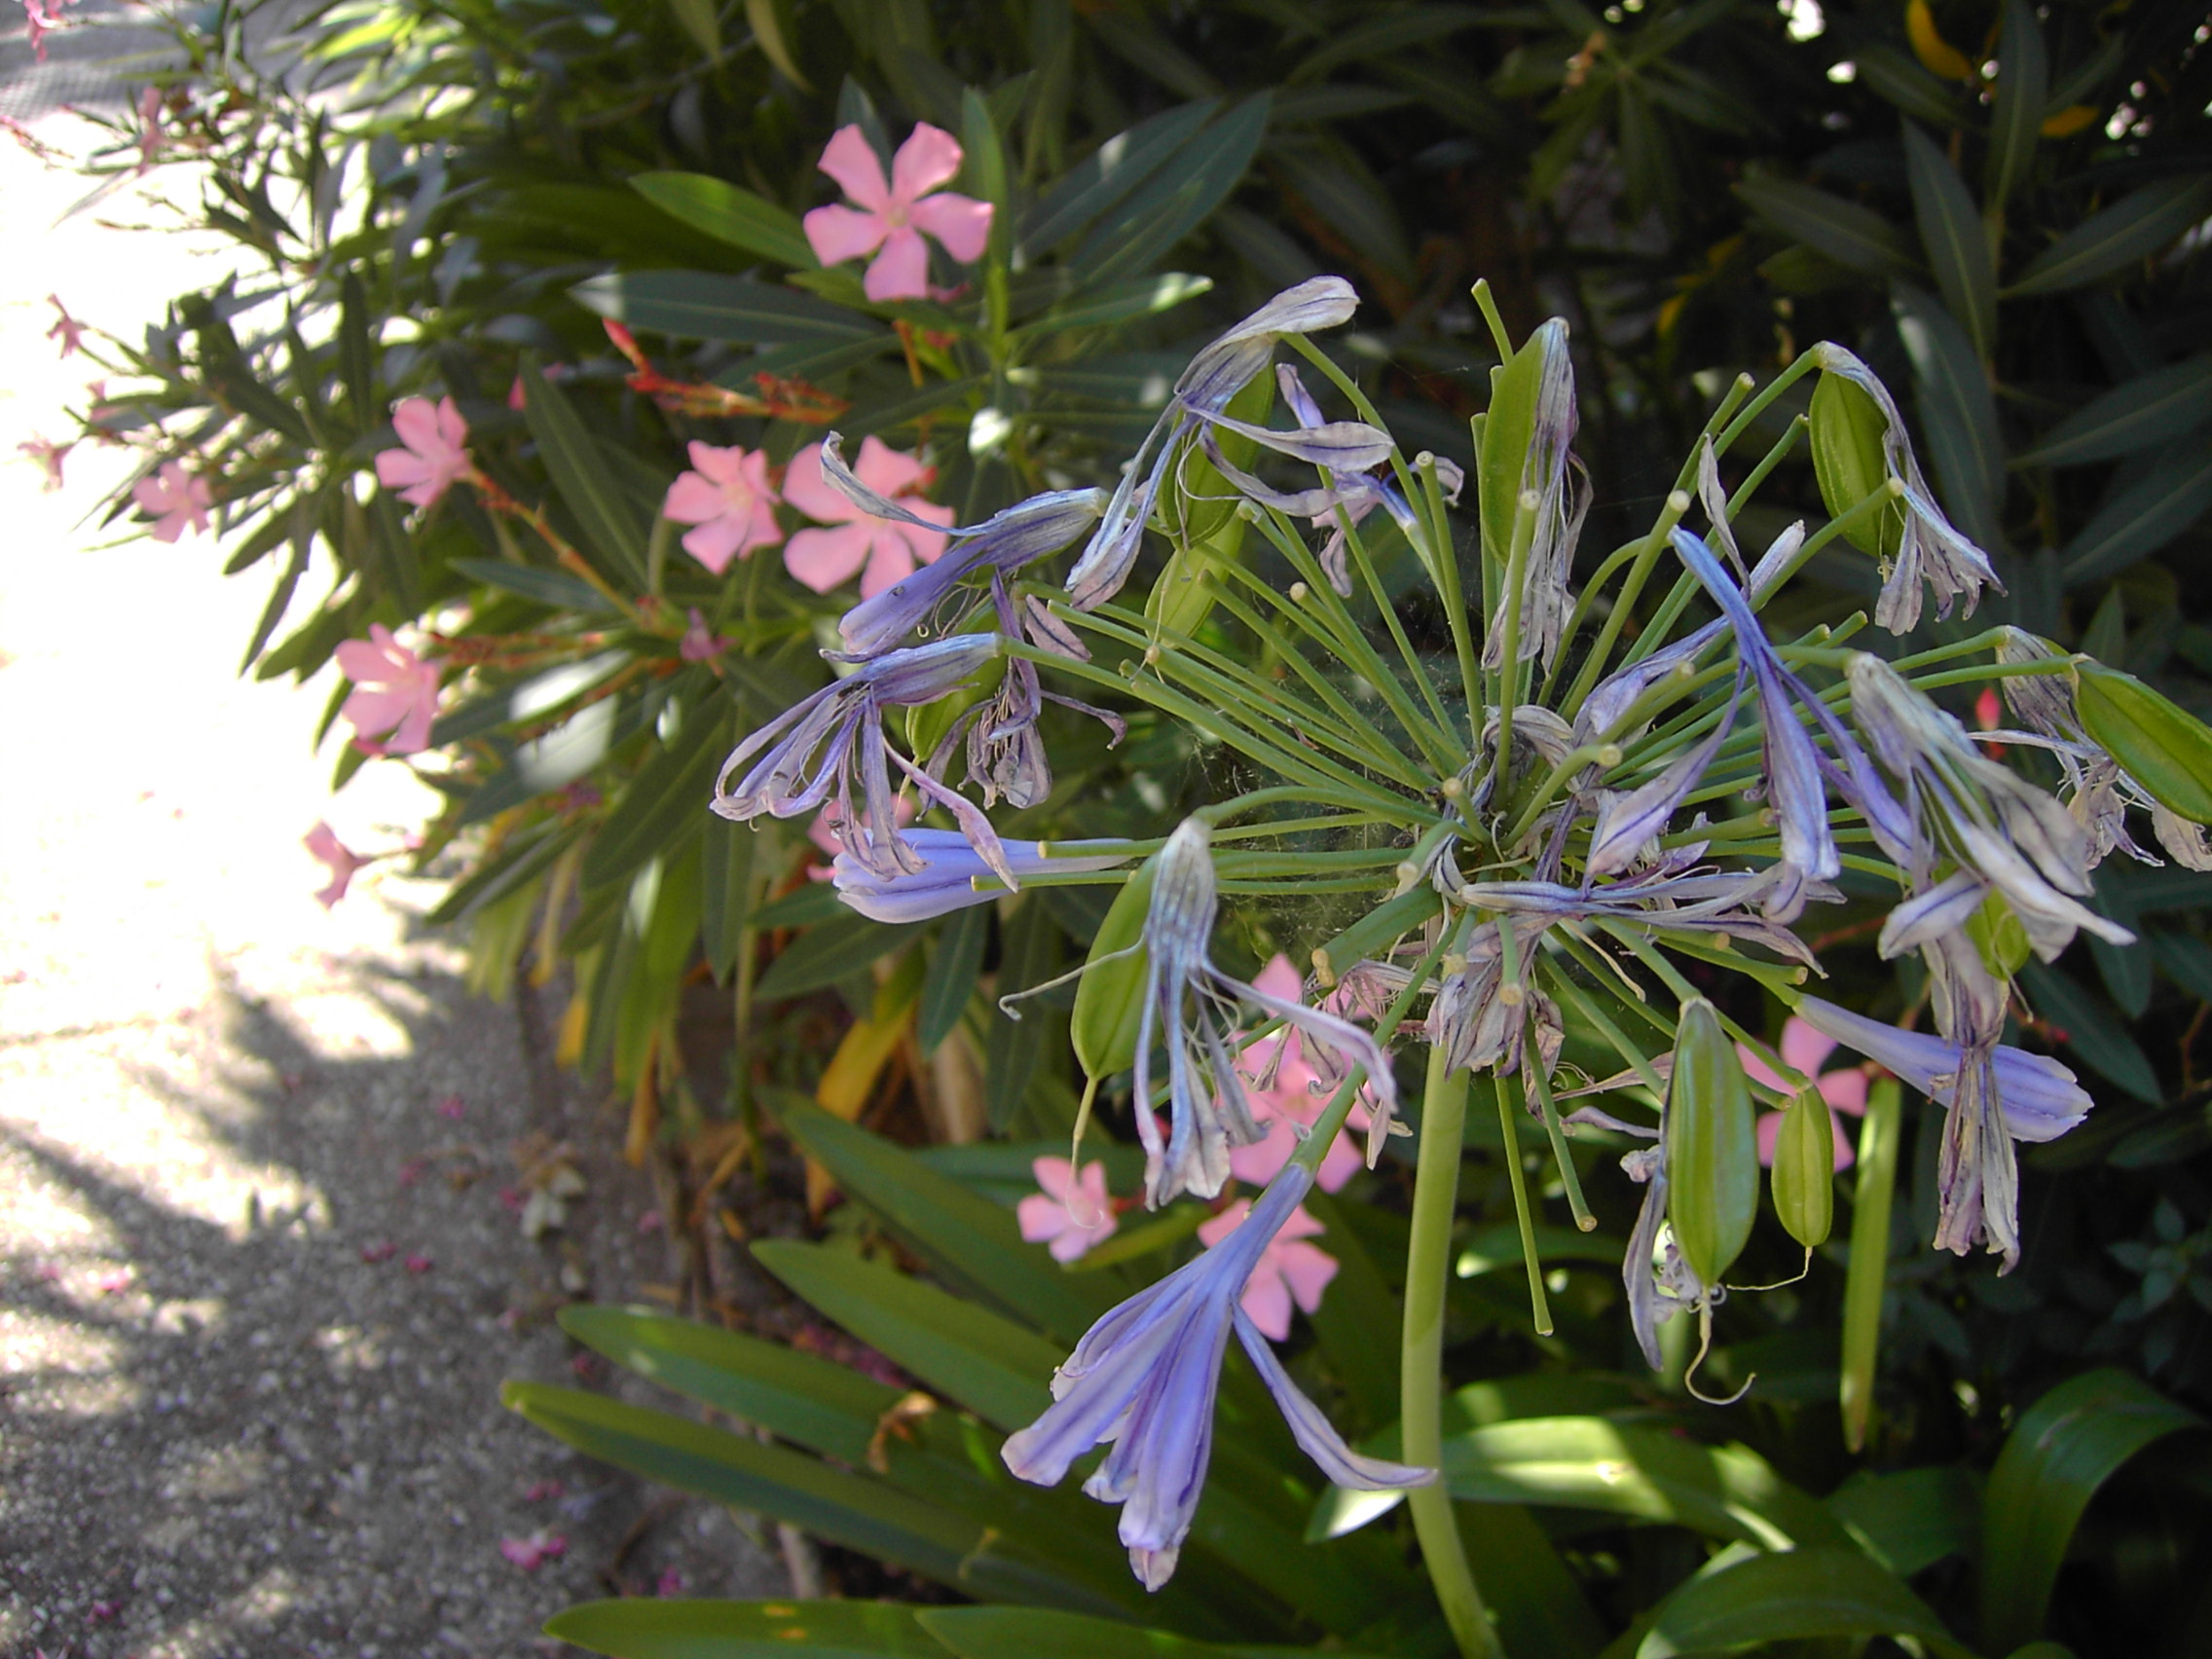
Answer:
[1482, 319, 1587, 672]
[1064, 277, 1385, 610]
[1131, 818, 1400, 1206]
[711, 635, 1013, 886]
[1273, 364, 1463, 597]
[1001, 1163, 1432, 1589]
[831, 830, 1126, 923]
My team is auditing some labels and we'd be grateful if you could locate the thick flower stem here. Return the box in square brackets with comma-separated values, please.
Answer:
[1403, 1045, 1504, 1659]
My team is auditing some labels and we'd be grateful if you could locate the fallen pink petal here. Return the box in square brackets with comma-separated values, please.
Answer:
[360, 1241, 397, 1264]
[404, 1253, 434, 1274]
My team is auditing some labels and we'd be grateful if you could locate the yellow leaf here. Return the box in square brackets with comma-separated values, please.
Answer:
[815, 1006, 910, 1122]
[2042, 103, 2099, 138]
[1906, 0, 1976, 82]
[556, 989, 588, 1066]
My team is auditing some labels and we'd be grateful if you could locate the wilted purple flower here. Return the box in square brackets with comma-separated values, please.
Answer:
[1131, 818, 1400, 1205]
[1466, 864, 1825, 969]
[1001, 1164, 1431, 1589]
[712, 635, 1013, 887]
[1618, 1131, 1706, 1370]
[1065, 278, 1381, 610]
[1483, 320, 1587, 672]
[831, 830, 1125, 923]
[1814, 345, 2003, 633]
[1274, 366, 1463, 597]
[1797, 990, 2092, 1267]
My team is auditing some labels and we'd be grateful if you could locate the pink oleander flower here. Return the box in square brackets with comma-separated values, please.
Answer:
[783, 436, 952, 597]
[374, 395, 471, 509]
[1197, 1197, 1337, 1342]
[337, 623, 441, 756]
[135, 84, 165, 168]
[304, 822, 365, 908]
[18, 435, 69, 491]
[1740, 1014, 1870, 1171]
[1017, 1157, 1119, 1263]
[662, 441, 784, 573]
[1226, 954, 1371, 1194]
[23, 0, 76, 63]
[131, 460, 211, 541]
[46, 293, 84, 356]
[802, 124, 993, 303]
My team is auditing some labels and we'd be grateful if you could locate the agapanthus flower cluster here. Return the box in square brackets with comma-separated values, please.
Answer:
[707, 273, 2190, 1587]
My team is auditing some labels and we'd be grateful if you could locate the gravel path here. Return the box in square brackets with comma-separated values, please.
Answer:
[1, 102, 784, 1659]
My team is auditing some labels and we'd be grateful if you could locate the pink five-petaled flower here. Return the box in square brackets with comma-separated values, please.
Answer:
[802, 124, 993, 303]
[662, 442, 784, 574]
[1017, 1158, 1118, 1263]
[782, 436, 952, 597]
[1225, 954, 1371, 1194]
[1196, 1198, 1338, 1343]
[1739, 1015, 1870, 1171]
[18, 435, 69, 491]
[374, 395, 471, 509]
[337, 624, 440, 756]
[131, 460, 211, 542]
[304, 822, 366, 908]
[46, 293, 85, 356]
[498, 1532, 567, 1571]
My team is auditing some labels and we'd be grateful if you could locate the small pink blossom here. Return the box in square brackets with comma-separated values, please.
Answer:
[499, 1531, 566, 1570]
[782, 436, 952, 597]
[802, 124, 993, 303]
[23, 0, 77, 62]
[374, 395, 471, 509]
[1198, 1198, 1337, 1342]
[679, 608, 730, 662]
[1740, 1015, 1870, 1171]
[135, 85, 166, 168]
[336, 623, 441, 756]
[87, 1598, 123, 1626]
[304, 822, 365, 908]
[404, 1253, 433, 1274]
[360, 1240, 397, 1264]
[571, 1352, 601, 1382]
[636, 1209, 663, 1235]
[655, 1567, 684, 1597]
[46, 294, 85, 356]
[805, 794, 916, 877]
[131, 460, 212, 541]
[434, 1093, 465, 1120]
[92, 1268, 133, 1294]
[18, 435, 69, 491]
[1016, 1158, 1118, 1263]
[1224, 955, 1370, 1194]
[662, 442, 784, 573]
[524, 1478, 566, 1501]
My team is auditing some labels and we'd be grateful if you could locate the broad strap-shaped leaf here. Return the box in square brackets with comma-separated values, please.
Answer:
[580, 685, 733, 891]
[1825, 1465, 1980, 1575]
[755, 913, 920, 1002]
[2060, 446, 2212, 586]
[1984, 0, 2046, 213]
[1892, 281, 2006, 548]
[629, 171, 819, 269]
[519, 359, 650, 591]
[447, 556, 619, 615]
[702, 814, 757, 986]
[2007, 175, 2212, 296]
[1009, 274, 1214, 344]
[775, 1097, 1123, 1340]
[1072, 95, 1272, 290]
[1639, 1547, 1977, 1659]
[2015, 353, 2212, 467]
[1017, 99, 1221, 259]
[750, 1240, 1061, 1430]
[1902, 121, 1997, 362]
[547, 1598, 953, 1659]
[1736, 177, 1918, 276]
[571, 270, 882, 344]
[1980, 1368, 2202, 1653]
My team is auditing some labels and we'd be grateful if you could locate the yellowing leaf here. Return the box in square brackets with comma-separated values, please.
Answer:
[1906, 0, 1976, 82]
[2042, 102, 2099, 138]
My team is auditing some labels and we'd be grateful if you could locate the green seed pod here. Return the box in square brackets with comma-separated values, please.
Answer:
[1666, 998, 1758, 1286]
[1809, 371, 1906, 559]
[1070, 856, 1159, 1078]
[2076, 660, 2212, 824]
[1770, 1085, 1836, 1249]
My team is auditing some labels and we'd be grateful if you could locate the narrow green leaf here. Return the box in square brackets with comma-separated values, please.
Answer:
[448, 555, 618, 613]
[580, 691, 731, 891]
[547, 1597, 951, 1659]
[1980, 1368, 2202, 1653]
[1902, 122, 1997, 362]
[520, 360, 649, 591]
[423, 823, 572, 926]
[2017, 962, 2161, 1102]
[1016, 99, 1219, 260]
[1010, 273, 1213, 343]
[2087, 875, 2149, 1018]
[921, 1605, 1391, 1659]
[1984, 0, 2046, 214]
[1842, 1081, 1901, 1454]
[1456, 1502, 1608, 1659]
[1892, 281, 2006, 546]
[986, 895, 1061, 1130]
[774, 1097, 1121, 1340]
[570, 271, 879, 344]
[338, 270, 376, 422]
[701, 816, 757, 985]
[1071, 95, 1272, 289]
[919, 904, 989, 1054]
[431, 649, 631, 746]
[2008, 176, 2212, 296]
[662, 0, 720, 59]
[750, 1240, 1060, 1430]
[2075, 660, 2212, 823]
[629, 172, 817, 268]
[1639, 1547, 1975, 1659]
[2059, 448, 2212, 586]
[755, 914, 917, 1002]
[2014, 354, 2212, 467]
[1736, 177, 1918, 276]
[1856, 44, 1963, 128]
